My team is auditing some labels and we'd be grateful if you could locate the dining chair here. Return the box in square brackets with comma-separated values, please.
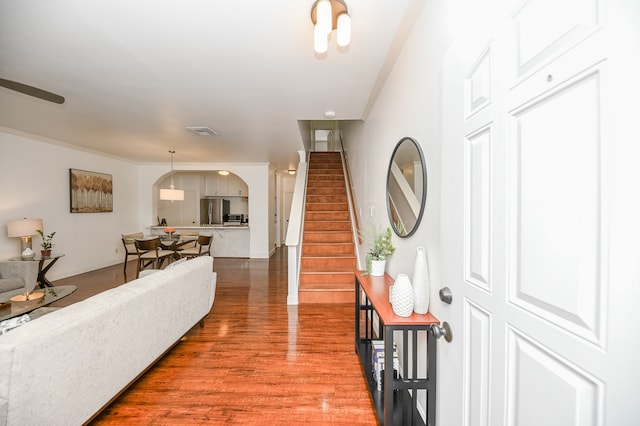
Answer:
[179, 235, 212, 259]
[121, 232, 144, 272]
[179, 231, 199, 247]
[134, 237, 175, 278]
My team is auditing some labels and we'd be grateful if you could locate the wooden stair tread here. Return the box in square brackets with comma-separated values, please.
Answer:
[300, 267, 355, 273]
[301, 253, 356, 258]
[298, 283, 353, 291]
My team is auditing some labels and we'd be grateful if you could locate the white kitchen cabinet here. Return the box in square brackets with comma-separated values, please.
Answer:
[228, 174, 248, 196]
[203, 173, 247, 196]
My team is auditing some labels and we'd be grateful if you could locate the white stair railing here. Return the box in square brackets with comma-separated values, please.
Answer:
[285, 161, 308, 305]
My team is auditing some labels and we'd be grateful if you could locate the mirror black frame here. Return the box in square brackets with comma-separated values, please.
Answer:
[386, 137, 427, 238]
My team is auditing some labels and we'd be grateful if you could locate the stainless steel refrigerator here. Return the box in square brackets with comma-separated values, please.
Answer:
[200, 198, 230, 225]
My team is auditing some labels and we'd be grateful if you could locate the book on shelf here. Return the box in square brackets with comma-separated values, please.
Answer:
[371, 340, 399, 391]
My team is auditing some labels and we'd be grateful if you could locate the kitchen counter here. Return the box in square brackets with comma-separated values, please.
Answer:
[148, 226, 249, 257]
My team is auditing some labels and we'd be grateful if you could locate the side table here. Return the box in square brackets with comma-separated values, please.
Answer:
[355, 271, 440, 426]
[9, 253, 65, 288]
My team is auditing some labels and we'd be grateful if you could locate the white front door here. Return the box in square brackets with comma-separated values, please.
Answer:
[438, 0, 640, 425]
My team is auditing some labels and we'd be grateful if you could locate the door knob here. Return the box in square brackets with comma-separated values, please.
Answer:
[439, 287, 453, 304]
[430, 322, 453, 342]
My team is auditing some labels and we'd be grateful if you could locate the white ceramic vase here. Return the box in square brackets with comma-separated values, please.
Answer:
[412, 246, 430, 314]
[390, 273, 414, 317]
[370, 260, 386, 277]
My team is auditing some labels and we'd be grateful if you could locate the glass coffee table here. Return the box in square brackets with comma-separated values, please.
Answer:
[0, 285, 76, 322]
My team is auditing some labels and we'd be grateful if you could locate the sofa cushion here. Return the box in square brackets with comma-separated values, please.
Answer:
[0, 261, 38, 299]
[0, 278, 24, 293]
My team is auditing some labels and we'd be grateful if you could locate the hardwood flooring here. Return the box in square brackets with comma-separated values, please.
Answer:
[50, 249, 377, 425]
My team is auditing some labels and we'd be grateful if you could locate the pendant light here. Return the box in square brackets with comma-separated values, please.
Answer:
[159, 150, 184, 201]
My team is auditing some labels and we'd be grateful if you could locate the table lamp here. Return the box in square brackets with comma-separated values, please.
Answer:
[7, 218, 43, 258]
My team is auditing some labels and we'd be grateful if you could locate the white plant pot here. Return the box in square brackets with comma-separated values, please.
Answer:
[370, 260, 386, 276]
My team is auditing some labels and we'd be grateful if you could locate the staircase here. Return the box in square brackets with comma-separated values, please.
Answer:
[299, 152, 357, 304]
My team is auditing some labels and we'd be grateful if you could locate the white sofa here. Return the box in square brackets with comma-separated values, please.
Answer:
[0, 255, 216, 426]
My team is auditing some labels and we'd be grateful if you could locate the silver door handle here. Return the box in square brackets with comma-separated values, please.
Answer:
[439, 287, 453, 304]
[430, 322, 453, 342]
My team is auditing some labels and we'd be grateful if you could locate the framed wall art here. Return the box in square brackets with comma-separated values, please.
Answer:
[69, 168, 113, 213]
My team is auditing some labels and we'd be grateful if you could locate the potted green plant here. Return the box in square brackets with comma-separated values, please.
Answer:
[37, 229, 56, 257]
[360, 224, 395, 276]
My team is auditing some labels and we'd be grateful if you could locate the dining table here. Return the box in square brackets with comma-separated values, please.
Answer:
[158, 235, 197, 259]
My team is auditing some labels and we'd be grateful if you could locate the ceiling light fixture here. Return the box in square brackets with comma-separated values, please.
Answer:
[159, 150, 184, 202]
[288, 169, 297, 175]
[218, 170, 230, 176]
[311, 0, 351, 54]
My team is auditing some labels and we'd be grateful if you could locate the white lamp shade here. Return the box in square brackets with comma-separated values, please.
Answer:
[316, 0, 332, 36]
[337, 12, 351, 47]
[159, 188, 185, 201]
[314, 24, 329, 53]
[7, 219, 43, 237]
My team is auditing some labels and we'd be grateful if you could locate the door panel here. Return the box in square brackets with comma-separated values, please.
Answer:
[510, 0, 602, 82]
[465, 46, 492, 119]
[465, 126, 493, 293]
[508, 70, 604, 345]
[506, 328, 603, 426]
[464, 301, 492, 426]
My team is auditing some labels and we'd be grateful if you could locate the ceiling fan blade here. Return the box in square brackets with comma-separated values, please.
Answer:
[0, 78, 65, 104]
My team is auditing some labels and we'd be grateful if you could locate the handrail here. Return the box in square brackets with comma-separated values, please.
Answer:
[285, 161, 308, 305]
[340, 150, 363, 271]
[342, 150, 361, 245]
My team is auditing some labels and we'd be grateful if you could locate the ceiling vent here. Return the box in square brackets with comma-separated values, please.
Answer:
[186, 126, 218, 136]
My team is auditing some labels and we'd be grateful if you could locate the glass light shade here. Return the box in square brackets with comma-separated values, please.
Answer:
[314, 25, 329, 53]
[337, 12, 351, 47]
[159, 188, 185, 201]
[316, 0, 332, 36]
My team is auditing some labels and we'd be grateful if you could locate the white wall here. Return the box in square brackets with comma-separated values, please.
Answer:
[0, 128, 140, 279]
[346, 1, 456, 288]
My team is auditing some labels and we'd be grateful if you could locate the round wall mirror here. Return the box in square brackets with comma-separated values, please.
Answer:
[386, 137, 427, 237]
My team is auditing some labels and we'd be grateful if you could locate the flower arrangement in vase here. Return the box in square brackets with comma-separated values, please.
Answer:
[37, 229, 56, 256]
[164, 227, 175, 238]
[359, 223, 395, 276]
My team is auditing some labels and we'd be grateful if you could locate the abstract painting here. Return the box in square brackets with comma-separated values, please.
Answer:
[70, 169, 113, 213]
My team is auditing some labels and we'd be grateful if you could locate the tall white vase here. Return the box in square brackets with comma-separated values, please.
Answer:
[390, 273, 414, 317]
[412, 246, 430, 314]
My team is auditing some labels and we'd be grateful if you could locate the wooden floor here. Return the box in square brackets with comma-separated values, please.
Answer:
[50, 248, 377, 425]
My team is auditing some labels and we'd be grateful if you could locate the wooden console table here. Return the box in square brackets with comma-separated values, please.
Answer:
[355, 271, 439, 425]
